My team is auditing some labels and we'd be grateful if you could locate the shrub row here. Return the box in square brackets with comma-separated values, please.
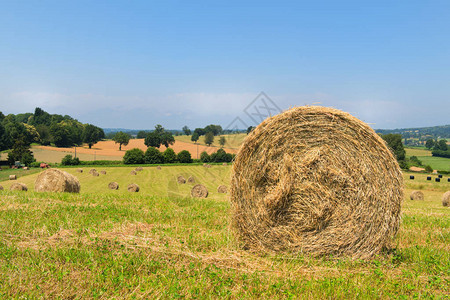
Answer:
[123, 147, 194, 164]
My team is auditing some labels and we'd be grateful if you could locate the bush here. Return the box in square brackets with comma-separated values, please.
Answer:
[163, 148, 177, 163]
[177, 150, 192, 163]
[123, 148, 145, 164]
[145, 147, 163, 164]
[210, 148, 233, 163]
[431, 149, 450, 158]
[425, 165, 433, 173]
[200, 151, 210, 163]
[61, 155, 80, 166]
[78, 160, 122, 166]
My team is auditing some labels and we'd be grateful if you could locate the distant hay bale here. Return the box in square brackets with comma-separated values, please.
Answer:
[205, 164, 212, 168]
[177, 175, 186, 184]
[89, 169, 97, 175]
[10, 182, 27, 191]
[35, 169, 81, 193]
[188, 176, 195, 183]
[203, 163, 207, 167]
[108, 182, 119, 190]
[443, 191, 450, 207]
[191, 184, 208, 198]
[135, 167, 143, 171]
[156, 166, 162, 170]
[127, 183, 140, 192]
[217, 185, 228, 193]
[230, 106, 403, 259]
[76, 169, 83, 173]
[410, 190, 424, 200]
[0, 185, 3, 190]
[100, 170, 107, 175]
[9, 175, 16, 180]
[92, 171, 99, 177]
[23, 167, 29, 170]
[427, 176, 432, 181]
[130, 170, 137, 175]
[409, 175, 414, 180]
[223, 163, 227, 166]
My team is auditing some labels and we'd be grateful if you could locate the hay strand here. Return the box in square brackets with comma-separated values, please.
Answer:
[35, 169, 81, 193]
[230, 106, 403, 259]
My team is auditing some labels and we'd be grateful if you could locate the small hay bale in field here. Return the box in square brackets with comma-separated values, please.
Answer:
[217, 185, 228, 193]
[76, 168, 83, 173]
[130, 170, 137, 175]
[156, 166, 162, 170]
[127, 183, 140, 192]
[223, 163, 227, 166]
[203, 163, 207, 167]
[448, 178, 450, 182]
[410, 190, 424, 200]
[177, 175, 186, 184]
[135, 167, 143, 171]
[427, 176, 432, 181]
[9, 175, 16, 180]
[409, 175, 414, 180]
[206, 164, 212, 168]
[23, 167, 29, 170]
[0, 185, 3, 190]
[443, 191, 450, 207]
[435, 178, 440, 182]
[108, 182, 119, 190]
[10, 182, 27, 191]
[35, 169, 81, 193]
[100, 170, 107, 175]
[92, 171, 99, 177]
[188, 176, 195, 183]
[438, 174, 443, 178]
[89, 169, 97, 174]
[230, 106, 403, 259]
[191, 184, 208, 198]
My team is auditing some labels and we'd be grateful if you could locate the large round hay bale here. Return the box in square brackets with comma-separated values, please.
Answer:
[89, 169, 97, 175]
[76, 168, 83, 173]
[100, 170, 107, 175]
[9, 175, 16, 180]
[230, 106, 403, 259]
[130, 170, 137, 175]
[217, 185, 228, 193]
[127, 183, 140, 192]
[443, 191, 450, 207]
[108, 182, 119, 190]
[191, 184, 208, 198]
[10, 182, 27, 191]
[410, 190, 424, 200]
[188, 176, 196, 183]
[177, 175, 186, 184]
[35, 169, 81, 193]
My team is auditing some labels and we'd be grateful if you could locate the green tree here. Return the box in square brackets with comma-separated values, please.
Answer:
[144, 131, 161, 148]
[144, 125, 174, 148]
[182, 125, 191, 135]
[144, 147, 163, 164]
[160, 132, 175, 148]
[136, 131, 148, 139]
[113, 131, 130, 151]
[163, 148, 177, 163]
[425, 138, 434, 149]
[219, 136, 226, 147]
[200, 151, 210, 163]
[247, 126, 255, 134]
[191, 132, 199, 143]
[123, 148, 145, 164]
[177, 150, 192, 163]
[204, 132, 214, 146]
[82, 124, 104, 149]
[437, 139, 448, 151]
[7, 140, 35, 166]
[61, 154, 80, 166]
[381, 134, 406, 162]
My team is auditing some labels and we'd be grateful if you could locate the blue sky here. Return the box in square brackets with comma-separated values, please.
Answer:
[1, 0, 449, 130]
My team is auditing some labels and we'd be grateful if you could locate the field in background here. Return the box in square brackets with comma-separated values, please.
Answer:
[175, 133, 247, 150]
[0, 166, 449, 298]
[405, 147, 450, 171]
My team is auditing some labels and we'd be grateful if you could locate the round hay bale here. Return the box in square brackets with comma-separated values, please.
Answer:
[89, 169, 97, 175]
[217, 185, 228, 193]
[76, 168, 83, 173]
[410, 190, 424, 200]
[10, 182, 27, 191]
[9, 175, 16, 180]
[156, 166, 162, 170]
[135, 167, 143, 171]
[108, 182, 119, 190]
[443, 191, 450, 207]
[230, 106, 403, 259]
[35, 169, 81, 193]
[203, 163, 207, 167]
[23, 167, 29, 170]
[188, 176, 196, 183]
[223, 163, 227, 166]
[92, 171, 99, 177]
[100, 170, 107, 175]
[127, 183, 140, 192]
[0, 185, 3, 190]
[130, 170, 137, 175]
[177, 175, 186, 184]
[191, 184, 208, 198]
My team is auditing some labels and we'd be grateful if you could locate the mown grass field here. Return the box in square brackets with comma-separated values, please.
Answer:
[176, 133, 247, 150]
[0, 166, 449, 298]
[405, 147, 450, 172]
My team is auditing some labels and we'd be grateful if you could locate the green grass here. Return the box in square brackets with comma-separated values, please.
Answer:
[0, 168, 41, 182]
[0, 166, 449, 298]
[405, 147, 450, 171]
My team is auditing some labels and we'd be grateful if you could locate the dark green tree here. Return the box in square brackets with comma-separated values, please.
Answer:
[200, 151, 210, 163]
[191, 132, 199, 143]
[82, 124, 104, 149]
[425, 138, 434, 149]
[381, 134, 406, 162]
[437, 139, 448, 151]
[247, 126, 255, 134]
[160, 132, 175, 148]
[177, 150, 192, 163]
[144, 131, 161, 148]
[137, 131, 148, 139]
[144, 147, 163, 164]
[123, 148, 145, 164]
[204, 132, 214, 146]
[163, 148, 177, 163]
[182, 126, 191, 135]
[219, 136, 226, 147]
[113, 131, 130, 151]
